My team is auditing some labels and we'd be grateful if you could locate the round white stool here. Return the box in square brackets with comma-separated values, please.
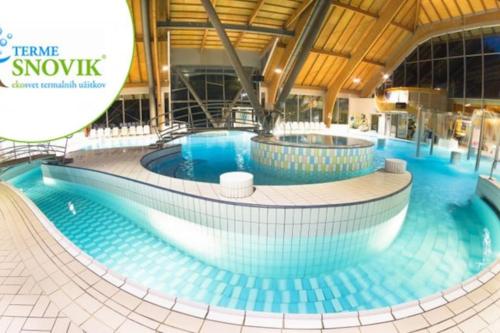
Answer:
[220, 172, 254, 198]
[385, 158, 407, 174]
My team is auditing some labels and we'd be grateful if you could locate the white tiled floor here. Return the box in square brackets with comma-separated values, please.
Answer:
[0, 193, 82, 333]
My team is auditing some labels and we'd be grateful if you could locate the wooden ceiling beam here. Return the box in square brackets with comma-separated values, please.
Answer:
[312, 48, 350, 59]
[360, 10, 500, 97]
[452, 0, 464, 16]
[201, 0, 217, 49]
[235, 0, 267, 49]
[428, 0, 443, 21]
[331, 0, 377, 18]
[158, 20, 294, 37]
[323, 0, 406, 126]
[234, 32, 244, 48]
[249, 0, 266, 25]
[391, 22, 414, 33]
[285, 0, 314, 29]
[440, 0, 453, 19]
[331, 0, 413, 33]
[311, 48, 385, 67]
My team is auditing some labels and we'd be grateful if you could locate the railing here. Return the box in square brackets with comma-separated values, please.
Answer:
[0, 138, 70, 167]
[149, 107, 259, 143]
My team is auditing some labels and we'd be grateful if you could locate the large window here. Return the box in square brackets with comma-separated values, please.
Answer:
[433, 59, 447, 89]
[466, 56, 482, 98]
[93, 96, 154, 129]
[170, 67, 255, 127]
[387, 27, 500, 101]
[393, 64, 405, 87]
[405, 63, 418, 86]
[484, 55, 500, 98]
[332, 98, 349, 124]
[419, 61, 432, 87]
[284, 94, 324, 122]
[433, 39, 447, 58]
[285, 94, 298, 121]
[449, 58, 464, 98]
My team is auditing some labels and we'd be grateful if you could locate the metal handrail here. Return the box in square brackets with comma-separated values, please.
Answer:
[491, 138, 499, 180]
[0, 137, 70, 166]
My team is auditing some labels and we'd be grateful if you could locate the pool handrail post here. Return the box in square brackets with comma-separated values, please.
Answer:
[63, 137, 69, 165]
[490, 127, 499, 180]
[429, 110, 435, 156]
[416, 105, 423, 157]
[466, 113, 475, 160]
[475, 109, 486, 172]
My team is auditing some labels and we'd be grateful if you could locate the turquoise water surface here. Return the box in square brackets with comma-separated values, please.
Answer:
[147, 131, 374, 185]
[7, 133, 500, 314]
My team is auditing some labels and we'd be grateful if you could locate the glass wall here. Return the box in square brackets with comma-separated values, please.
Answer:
[170, 67, 255, 128]
[92, 95, 153, 129]
[332, 98, 349, 124]
[283, 94, 324, 122]
[389, 27, 500, 100]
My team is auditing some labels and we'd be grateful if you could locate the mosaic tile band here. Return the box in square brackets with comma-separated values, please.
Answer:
[250, 141, 374, 181]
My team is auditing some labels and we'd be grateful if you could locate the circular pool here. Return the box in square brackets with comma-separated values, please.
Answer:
[268, 134, 372, 147]
[146, 131, 375, 185]
[251, 134, 374, 183]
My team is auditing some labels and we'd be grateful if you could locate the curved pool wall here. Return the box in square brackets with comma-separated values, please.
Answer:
[0, 159, 45, 181]
[40, 163, 411, 278]
[250, 135, 374, 183]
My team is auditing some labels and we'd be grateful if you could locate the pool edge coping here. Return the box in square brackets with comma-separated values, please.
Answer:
[3, 180, 499, 330]
[132, 146, 413, 208]
[250, 134, 375, 149]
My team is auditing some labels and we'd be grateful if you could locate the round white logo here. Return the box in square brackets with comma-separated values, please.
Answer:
[0, 0, 134, 142]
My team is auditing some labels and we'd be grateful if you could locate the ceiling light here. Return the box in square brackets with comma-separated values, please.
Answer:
[162, 65, 170, 72]
[274, 68, 282, 74]
[383, 73, 390, 80]
[353, 78, 361, 84]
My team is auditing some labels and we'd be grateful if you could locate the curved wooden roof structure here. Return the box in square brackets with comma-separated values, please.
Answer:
[125, 0, 500, 122]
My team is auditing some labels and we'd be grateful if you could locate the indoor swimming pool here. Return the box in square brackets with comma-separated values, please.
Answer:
[6, 133, 499, 314]
[147, 131, 375, 184]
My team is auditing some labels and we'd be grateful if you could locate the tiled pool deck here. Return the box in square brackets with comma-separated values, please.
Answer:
[68, 147, 410, 207]
[1, 182, 500, 332]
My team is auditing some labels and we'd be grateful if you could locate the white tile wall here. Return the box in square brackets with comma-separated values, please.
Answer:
[476, 176, 499, 212]
[41, 164, 411, 278]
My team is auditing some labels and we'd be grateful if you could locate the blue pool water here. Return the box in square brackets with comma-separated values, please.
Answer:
[8, 134, 500, 314]
[147, 131, 374, 185]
